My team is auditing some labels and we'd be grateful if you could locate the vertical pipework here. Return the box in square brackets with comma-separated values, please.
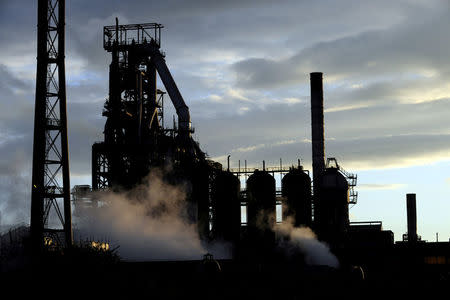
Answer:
[115, 17, 119, 38]
[310, 72, 326, 230]
[31, 0, 49, 253]
[406, 193, 418, 243]
[147, 63, 158, 131]
[58, 0, 73, 246]
[151, 52, 191, 137]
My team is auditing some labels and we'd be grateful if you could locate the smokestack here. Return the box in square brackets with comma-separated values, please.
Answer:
[310, 72, 325, 228]
[406, 193, 417, 243]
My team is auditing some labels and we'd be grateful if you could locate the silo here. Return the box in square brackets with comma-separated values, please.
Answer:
[246, 169, 276, 231]
[212, 170, 241, 243]
[281, 166, 312, 227]
[193, 165, 211, 241]
[319, 167, 349, 245]
[245, 169, 276, 259]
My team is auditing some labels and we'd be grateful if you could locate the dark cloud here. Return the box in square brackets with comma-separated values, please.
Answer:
[67, 101, 105, 175]
[0, 65, 31, 92]
[194, 95, 450, 171]
[326, 133, 450, 170]
[1, 0, 450, 230]
[231, 3, 450, 89]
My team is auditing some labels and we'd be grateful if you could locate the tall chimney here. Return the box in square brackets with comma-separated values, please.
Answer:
[406, 193, 418, 243]
[310, 72, 326, 229]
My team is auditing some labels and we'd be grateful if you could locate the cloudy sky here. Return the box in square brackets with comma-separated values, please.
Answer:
[0, 0, 449, 241]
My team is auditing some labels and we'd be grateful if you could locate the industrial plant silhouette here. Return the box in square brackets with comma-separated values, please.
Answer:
[1, 0, 449, 297]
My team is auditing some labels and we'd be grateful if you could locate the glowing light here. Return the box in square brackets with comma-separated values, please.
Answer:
[91, 241, 110, 251]
[44, 237, 53, 246]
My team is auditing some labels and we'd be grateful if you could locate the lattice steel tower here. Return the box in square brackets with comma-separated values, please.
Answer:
[30, 0, 72, 250]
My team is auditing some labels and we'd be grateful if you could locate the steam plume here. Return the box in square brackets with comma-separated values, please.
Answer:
[274, 217, 339, 268]
[74, 169, 207, 261]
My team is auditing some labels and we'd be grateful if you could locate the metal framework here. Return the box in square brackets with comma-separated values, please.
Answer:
[30, 0, 72, 250]
[229, 160, 310, 226]
[103, 22, 163, 51]
[229, 160, 310, 196]
[92, 19, 202, 191]
[229, 158, 357, 226]
[326, 157, 358, 205]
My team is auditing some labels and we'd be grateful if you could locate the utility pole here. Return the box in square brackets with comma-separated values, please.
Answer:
[30, 0, 72, 251]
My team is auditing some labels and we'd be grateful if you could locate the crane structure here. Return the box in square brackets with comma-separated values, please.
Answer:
[30, 0, 72, 251]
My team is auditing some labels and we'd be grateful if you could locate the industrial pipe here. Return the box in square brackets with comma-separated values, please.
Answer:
[151, 51, 191, 136]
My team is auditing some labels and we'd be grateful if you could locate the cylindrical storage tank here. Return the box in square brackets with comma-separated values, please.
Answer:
[244, 169, 276, 260]
[177, 161, 211, 241]
[246, 169, 276, 231]
[318, 167, 349, 244]
[281, 167, 312, 227]
[212, 170, 241, 243]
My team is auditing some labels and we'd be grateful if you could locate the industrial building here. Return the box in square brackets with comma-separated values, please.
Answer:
[1, 0, 450, 297]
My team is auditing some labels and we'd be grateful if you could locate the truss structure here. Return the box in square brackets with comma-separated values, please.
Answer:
[30, 0, 72, 250]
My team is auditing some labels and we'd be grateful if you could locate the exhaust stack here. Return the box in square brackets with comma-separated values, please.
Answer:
[310, 72, 326, 228]
[406, 193, 418, 243]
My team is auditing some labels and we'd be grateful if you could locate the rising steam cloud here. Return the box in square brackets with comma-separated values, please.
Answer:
[274, 217, 339, 268]
[73, 168, 337, 265]
[74, 169, 208, 261]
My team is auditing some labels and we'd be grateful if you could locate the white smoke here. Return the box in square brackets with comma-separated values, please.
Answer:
[74, 169, 209, 261]
[0, 151, 31, 228]
[274, 217, 339, 268]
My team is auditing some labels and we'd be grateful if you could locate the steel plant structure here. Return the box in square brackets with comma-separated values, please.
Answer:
[17, 1, 450, 294]
[30, 0, 72, 251]
[91, 19, 218, 239]
[92, 20, 206, 191]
